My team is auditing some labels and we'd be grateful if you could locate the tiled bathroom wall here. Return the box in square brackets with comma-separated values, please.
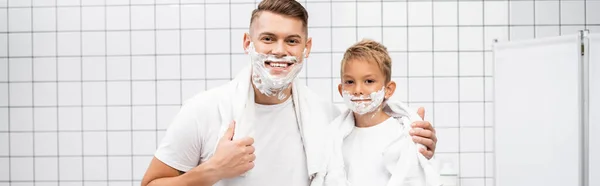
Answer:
[1, 0, 599, 185]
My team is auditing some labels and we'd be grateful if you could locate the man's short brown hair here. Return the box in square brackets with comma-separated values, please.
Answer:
[341, 39, 392, 83]
[250, 0, 309, 33]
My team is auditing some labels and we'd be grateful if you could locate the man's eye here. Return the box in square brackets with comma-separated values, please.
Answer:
[262, 37, 274, 42]
[288, 39, 299, 44]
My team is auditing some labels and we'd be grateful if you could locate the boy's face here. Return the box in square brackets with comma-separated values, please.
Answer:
[338, 60, 396, 101]
[243, 11, 312, 76]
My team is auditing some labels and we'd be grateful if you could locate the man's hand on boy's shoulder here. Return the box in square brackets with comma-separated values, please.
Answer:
[409, 107, 438, 160]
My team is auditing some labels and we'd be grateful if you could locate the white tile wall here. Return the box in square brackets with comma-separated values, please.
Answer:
[1, 0, 597, 185]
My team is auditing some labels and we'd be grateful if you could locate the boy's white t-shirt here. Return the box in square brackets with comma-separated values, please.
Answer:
[342, 117, 403, 186]
[155, 97, 310, 186]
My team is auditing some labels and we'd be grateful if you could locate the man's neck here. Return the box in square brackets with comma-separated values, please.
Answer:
[253, 85, 293, 105]
[353, 110, 391, 128]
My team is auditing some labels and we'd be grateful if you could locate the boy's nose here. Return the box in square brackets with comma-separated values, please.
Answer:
[352, 85, 364, 96]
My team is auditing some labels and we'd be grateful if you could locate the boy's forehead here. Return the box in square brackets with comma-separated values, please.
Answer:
[345, 59, 378, 68]
[251, 11, 306, 37]
[343, 60, 381, 73]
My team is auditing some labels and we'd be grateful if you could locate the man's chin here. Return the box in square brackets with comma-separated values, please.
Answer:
[269, 72, 289, 78]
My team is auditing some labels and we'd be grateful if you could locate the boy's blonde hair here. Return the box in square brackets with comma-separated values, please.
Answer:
[341, 39, 392, 83]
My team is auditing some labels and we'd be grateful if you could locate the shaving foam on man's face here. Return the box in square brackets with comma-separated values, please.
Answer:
[247, 42, 306, 100]
[342, 86, 386, 115]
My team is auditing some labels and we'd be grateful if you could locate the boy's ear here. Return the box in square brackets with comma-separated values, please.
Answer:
[338, 84, 343, 97]
[384, 81, 396, 99]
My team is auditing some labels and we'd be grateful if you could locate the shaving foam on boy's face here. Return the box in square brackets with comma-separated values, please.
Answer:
[247, 42, 306, 100]
[342, 86, 386, 115]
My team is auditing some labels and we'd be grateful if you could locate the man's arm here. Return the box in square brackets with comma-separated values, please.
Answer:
[141, 157, 221, 186]
[410, 107, 438, 159]
[141, 121, 256, 186]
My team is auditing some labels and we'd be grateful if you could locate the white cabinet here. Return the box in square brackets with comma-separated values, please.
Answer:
[493, 32, 598, 186]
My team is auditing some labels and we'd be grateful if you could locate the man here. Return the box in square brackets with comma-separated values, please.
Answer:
[141, 1, 438, 186]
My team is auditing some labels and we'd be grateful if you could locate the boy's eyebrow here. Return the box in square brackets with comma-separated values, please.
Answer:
[341, 73, 376, 78]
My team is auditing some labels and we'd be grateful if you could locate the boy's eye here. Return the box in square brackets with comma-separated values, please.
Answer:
[344, 80, 354, 84]
[366, 79, 375, 84]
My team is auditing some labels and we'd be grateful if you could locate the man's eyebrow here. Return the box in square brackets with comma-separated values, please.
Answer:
[257, 32, 303, 39]
[258, 32, 276, 36]
[287, 34, 302, 39]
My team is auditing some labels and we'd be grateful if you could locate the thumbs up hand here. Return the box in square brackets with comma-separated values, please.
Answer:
[208, 121, 256, 179]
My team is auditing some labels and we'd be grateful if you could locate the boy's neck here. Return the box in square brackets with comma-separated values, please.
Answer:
[353, 110, 391, 128]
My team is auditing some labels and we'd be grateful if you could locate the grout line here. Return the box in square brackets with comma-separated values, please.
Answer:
[0, 23, 598, 34]
[106, 0, 112, 184]
[179, 0, 183, 106]
[0, 129, 171, 133]
[584, 0, 587, 30]
[80, 0, 85, 182]
[0, 74, 496, 83]
[457, 0, 462, 180]
[431, 0, 435, 130]
[355, 0, 358, 43]
[129, 0, 134, 183]
[508, 0, 511, 40]
[482, 0, 487, 185]
[559, 0, 562, 35]
[204, 2, 207, 93]
[229, 0, 232, 81]
[55, 0, 60, 183]
[30, 0, 36, 184]
[332, 0, 338, 100]
[0, 127, 485, 132]
[0, 149, 478, 158]
[5, 0, 10, 183]
[0, 100, 493, 108]
[154, 0, 159, 171]
[1, 0, 571, 9]
[406, 0, 410, 103]
[0, 49, 522, 59]
[533, 0, 538, 39]
[128, 0, 134, 186]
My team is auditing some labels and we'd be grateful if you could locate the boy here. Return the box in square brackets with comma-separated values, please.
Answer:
[324, 39, 441, 186]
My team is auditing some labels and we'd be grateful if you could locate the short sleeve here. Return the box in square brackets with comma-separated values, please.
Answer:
[154, 103, 203, 172]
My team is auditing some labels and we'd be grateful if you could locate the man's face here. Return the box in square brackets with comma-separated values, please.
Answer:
[244, 11, 312, 76]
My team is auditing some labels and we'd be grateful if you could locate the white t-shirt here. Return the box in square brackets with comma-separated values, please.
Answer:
[342, 117, 403, 186]
[220, 98, 309, 186]
[155, 95, 310, 186]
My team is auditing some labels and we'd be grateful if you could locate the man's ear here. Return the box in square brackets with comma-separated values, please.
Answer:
[243, 33, 251, 54]
[304, 37, 312, 58]
[385, 81, 396, 99]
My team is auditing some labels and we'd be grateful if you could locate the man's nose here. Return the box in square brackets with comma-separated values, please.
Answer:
[271, 42, 287, 57]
